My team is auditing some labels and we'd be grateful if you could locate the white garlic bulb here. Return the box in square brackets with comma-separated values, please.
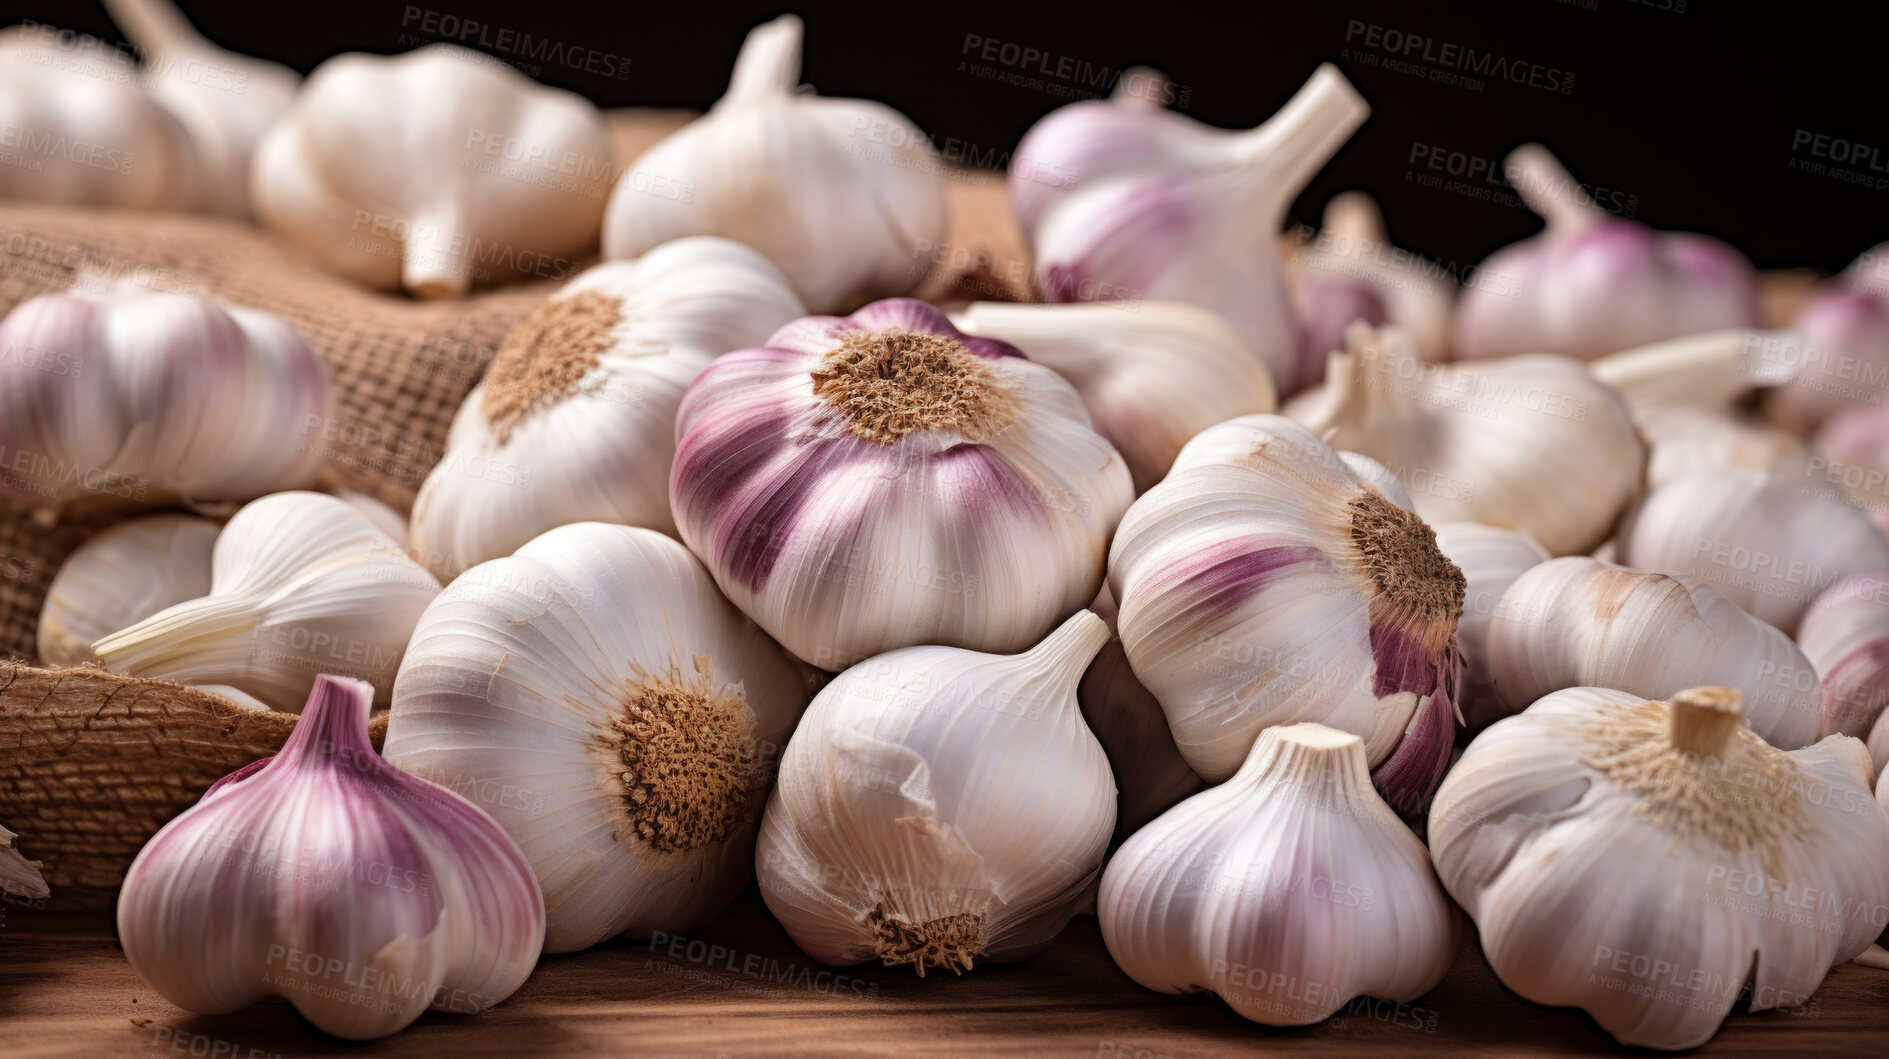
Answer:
[1291, 324, 1647, 556]
[37, 513, 219, 666]
[1636, 403, 1812, 490]
[385, 522, 808, 953]
[951, 300, 1277, 492]
[119, 676, 545, 1040]
[1431, 685, 1889, 1050]
[1290, 191, 1455, 365]
[671, 298, 1132, 671]
[1100, 722, 1457, 1025]
[253, 44, 612, 299]
[1108, 413, 1464, 811]
[1487, 557, 1820, 749]
[1079, 587, 1204, 842]
[1617, 467, 1889, 635]
[93, 492, 441, 711]
[0, 288, 330, 519]
[602, 16, 946, 314]
[1798, 573, 1889, 770]
[756, 611, 1115, 974]
[1431, 522, 1549, 733]
[409, 238, 806, 580]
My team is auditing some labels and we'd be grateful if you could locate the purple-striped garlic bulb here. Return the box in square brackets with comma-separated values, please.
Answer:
[1769, 243, 1889, 431]
[1454, 145, 1759, 361]
[1290, 191, 1455, 371]
[1108, 414, 1465, 812]
[117, 675, 545, 1040]
[670, 298, 1132, 671]
[1800, 572, 1889, 774]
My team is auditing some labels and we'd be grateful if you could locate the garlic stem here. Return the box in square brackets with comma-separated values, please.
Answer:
[271, 674, 375, 770]
[102, 0, 209, 59]
[1234, 65, 1369, 222]
[1025, 610, 1111, 691]
[720, 14, 802, 108]
[1109, 66, 1168, 110]
[1504, 143, 1599, 232]
[403, 207, 473, 300]
[1322, 190, 1387, 245]
[1242, 722, 1374, 801]
[1666, 687, 1744, 757]
[93, 595, 260, 683]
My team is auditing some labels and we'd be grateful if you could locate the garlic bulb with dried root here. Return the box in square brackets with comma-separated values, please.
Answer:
[385, 522, 808, 953]
[671, 298, 1132, 671]
[1290, 191, 1455, 366]
[951, 300, 1277, 492]
[1431, 685, 1889, 1050]
[1101, 723, 1457, 1026]
[1108, 413, 1464, 812]
[1079, 588, 1203, 842]
[37, 514, 219, 666]
[1431, 522, 1549, 733]
[1291, 324, 1646, 557]
[756, 611, 1115, 975]
[1799, 573, 1889, 771]
[409, 238, 806, 580]
[1487, 558, 1820, 749]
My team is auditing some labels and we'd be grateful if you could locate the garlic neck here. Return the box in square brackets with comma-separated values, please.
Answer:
[1109, 66, 1169, 110]
[273, 674, 378, 771]
[403, 208, 474, 301]
[1023, 610, 1111, 692]
[92, 594, 261, 682]
[1322, 191, 1386, 245]
[104, 0, 209, 60]
[1504, 143, 1600, 235]
[1239, 723, 1375, 801]
[811, 329, 1017, 443]
[1666, 686, 1743, 757]
[1230, 64, 1369, 229]
[1296, 325, 1425, 437]
[720, 15, 803, 109]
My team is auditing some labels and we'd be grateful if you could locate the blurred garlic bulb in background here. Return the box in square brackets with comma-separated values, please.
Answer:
[1454, 145, 1759, 361]
[36, 513, 219, 665]
[671, 298, 1131, 671]
[1486, 557, 1820, 748]
[1589, 328, 1799, 413]
[1799, 573, 1889, 768]
[1431, 685, 1889, 1050]
[1108, 414, 1464, 812]
[1768, 243, 1889, 431]
[756, 611, 1115, 975]
[1634, 403, 1811, 489]
[0, 288, 329, 520]
[1290, 191, 1455, 369]
[1431, 522, 1549, 733]
[951, 300, 1276, 492]
[1617, 467, 1889, 635]
[254, 45, 612, 299]
[603, 15, 946, 314]
[93, 492, 440, 710]
[410, 238, 806, 580]
[387, 523, 807, 952]
[1079, 588, 1203, 843]
[1100, 723, 1456, 1026]
[1029, 66, 1369, 393]
[1291, 325, 1646, 556]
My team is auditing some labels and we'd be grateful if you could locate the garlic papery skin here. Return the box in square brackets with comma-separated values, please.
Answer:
[1429, 685, 1889, 1051]
[1636, 403, 1812, 491]
[1798, 573, 1889, 764]
[408, 237, 806, 580]
[1080, 587, 1204, 842]
[0, 288, 330, 519]
[118, 675, 545, 1040]
[1107, 413, 1465, 811]
[1485, 558, 1821, 749]
[1099, 723, 1456, 1026]
[1029, 66, 1369, 394]
[93, 492, 442, 711]
[1431, 522, 1549, 733]
[671, 298, 1132, 671]
[755, 610, 1115, 974]
[1292, 324, 1647, 557]
[602, 16, 946, 314]
[252, 45, 612, 300]
[385, 522, 808, 953]
[1290, 192, 1455, 365]
[37, 513, 219, 666]
[1454, 145, 1759, 361]
[1617, 467, 1889, 636]
[951, 300, 1277, 492]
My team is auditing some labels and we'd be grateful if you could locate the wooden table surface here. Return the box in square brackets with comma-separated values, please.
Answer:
[6, 891, 1885, 1058]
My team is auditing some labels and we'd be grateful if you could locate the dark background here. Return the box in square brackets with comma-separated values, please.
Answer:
[9, 0, 1884, 274]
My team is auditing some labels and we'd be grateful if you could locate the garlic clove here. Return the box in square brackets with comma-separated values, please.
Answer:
[1799, 573, 1889, 767]
[1290, 191, 1455, 367]
[117, 675, 545, 1040]
[1431, 522, 1550, 734]
[37, 514, 220, 666]
[756, 610, 1116, 974]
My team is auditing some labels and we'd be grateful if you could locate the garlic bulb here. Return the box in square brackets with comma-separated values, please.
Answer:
[0, 23, 197, 209]
[1769, 245, 1889, 430]
[37, 513, 219, 666]
[1080, 587, 1203, 842]
[951, 300, 1277, 492]
[1486, 557, 1820, 749]
[385, 522, 808, 953]
[409, 238, 806, 580]
[1291, 324, 1647, 556]
[671, 298, 1132, 671]
[1108, 413, 1464, 811]
[1617, 467, 1889, 635]
[1100, 723, 1456, 1025]
[1291, 191, 1455, 365]
[1799, 573, 1889, 766]
[0, 288, 330, 519]
[756, 611, 1115, 974]
[1635, 403, 1812, 490]
[1431, 522, 1549, 733]
[1029, 66, 1368, 393]
[1430, 685, 1889, 1050]
[103, 0, 299, 219]
[253, 44, 612, 299]
[1454, 145, 1759, 361]
[602, 16, 946, 314]
[340, 491, 410, 547]
[119, 675, 545, 1040]
[94, 492, 441, 711]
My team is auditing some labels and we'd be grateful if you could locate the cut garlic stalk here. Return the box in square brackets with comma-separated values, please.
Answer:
[1431, 522, 1549, 733]
[37, 514, 220, 666]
